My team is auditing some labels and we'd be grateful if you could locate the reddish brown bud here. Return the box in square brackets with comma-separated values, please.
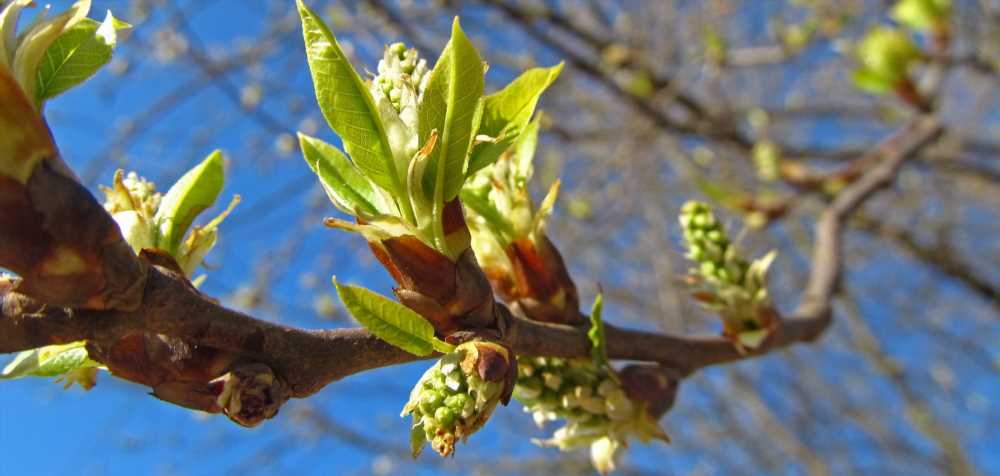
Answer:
[213, 363, 288, 428]
[504, 234, 581, 325]
[387, 246, 496, 337]
[476, 345, 508, 383]
[383, 235, 457, 303]
[618, 364, 679, 419]
[442, 197, 467, 235]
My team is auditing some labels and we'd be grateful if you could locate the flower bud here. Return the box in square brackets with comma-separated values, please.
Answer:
[679, 201, 779, 349]
[517, 357, 669, 474]
[402, 340, 515, 457]
[212, 363, 287, 428]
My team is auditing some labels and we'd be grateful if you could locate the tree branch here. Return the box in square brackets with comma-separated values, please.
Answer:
[0, 84, 941, 424]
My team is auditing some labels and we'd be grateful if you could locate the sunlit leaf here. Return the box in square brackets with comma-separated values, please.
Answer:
[418, 17, 485, 202]
[299, 132, 382, 215]
[1, 341, 100, 383]
[155, 150, 225, 254]
[334, 278, 453, 356]
[34, 10, 130, 102]
[468, 63, 562, 177]
[297, 0, 406, 205]
[588, 292, 609, 370]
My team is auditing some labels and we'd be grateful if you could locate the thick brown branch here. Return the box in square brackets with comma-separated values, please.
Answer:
[0, 266, 848, 397]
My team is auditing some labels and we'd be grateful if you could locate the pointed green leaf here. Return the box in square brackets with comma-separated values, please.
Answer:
[513, 116, 541, 182]
[2, 342, 100, 380]
[466, 63, 562, 177]
[155, 150, 225, 253]
[297, 0, 406, 205]
[530, 179, 560, 235]
[588, 292, 609, 369]
[334, 278, 438, 356]
[299, 132, 381, 215]
[418, 17, 485, 202]
[34, 10, 130, 102]
[466, 132, 517, 179]
[479, 63, 563, 138]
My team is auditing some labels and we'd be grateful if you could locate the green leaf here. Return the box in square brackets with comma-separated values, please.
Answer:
[334, 278, 440, 356]
[479, 63, 563, 139]
[530, 179, 560, 235]
[155, 150, 225, 254]
[299, 132, 381, 215]
[466, 132, 517, 179]
[410, 423, 426, 458]
[2, 342, 100, 380]
[34, 10, 130, 102]
[587, 292, 609, 369]
[467, 62, 562, 177]
[418, 17, 485, 203]
[460, 187, 514, 242]
[296, 0, 408, 213]
[513, 116, 541, 182]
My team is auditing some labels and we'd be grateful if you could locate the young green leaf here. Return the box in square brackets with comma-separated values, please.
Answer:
[467, 63, 562, 177]
[418, 17, 485, 202]
[299, 132, 381, 215]
[479, 63, 563, 139]
[1, 341, 100, 380]
[334, 278, 452, 356]
[297, 0, 409, 219]
[460, 187, 514, 243]
[155, 150, 225, 254]
[513, 116, 541, 182]
[588, 292, 610, 370]
[466, 133, 517, 179]
[7, 0, 88, 103]
[34, 10, 130, 102]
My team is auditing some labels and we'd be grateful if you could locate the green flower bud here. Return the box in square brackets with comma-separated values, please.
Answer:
[389, 42, 407, 58]
[516, 357, 669, 475]
[434, 406, 457, 427]
[402, 341, 514, 457]
[371, 42, 430, 120]
[678, 201, 779, 349]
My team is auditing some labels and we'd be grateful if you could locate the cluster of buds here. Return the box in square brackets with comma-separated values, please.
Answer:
[402, 341, 516, 457]
[463, 126, 580, 325]
[98, 152, 238, 280]
[101, 170, 162, 253]
[372, 42, 430, 116]
[679, 201, 778, 350]
[516, 357, 670, 475]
